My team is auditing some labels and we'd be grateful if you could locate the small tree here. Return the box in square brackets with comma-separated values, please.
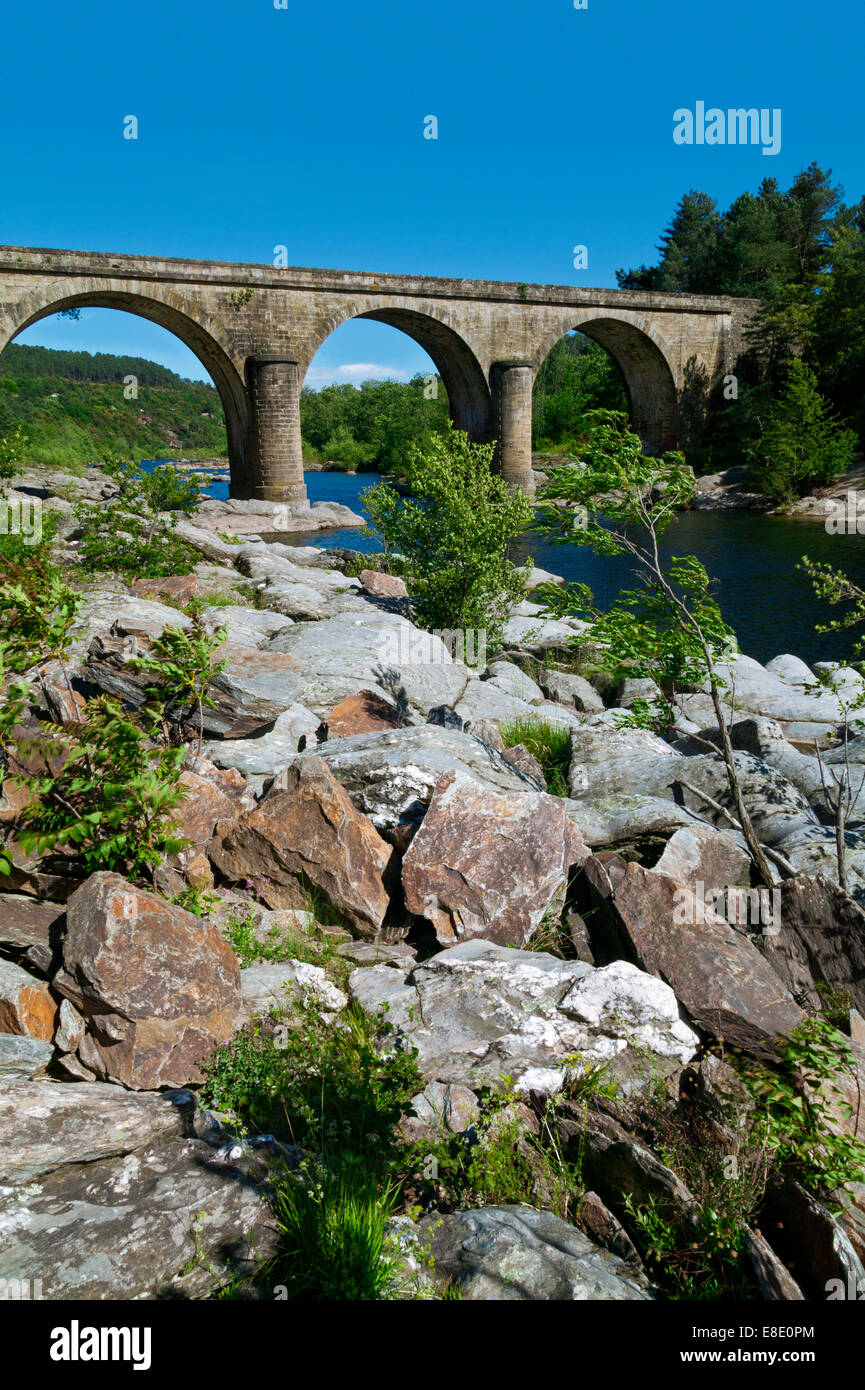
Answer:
[798, 556, 865, 891]
[747, 359, 856, 505]
[363, 425, 533, 646]
[535, 409, 774, 887]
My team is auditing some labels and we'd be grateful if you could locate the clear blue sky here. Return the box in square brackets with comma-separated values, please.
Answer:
[4, 0, 862, 383]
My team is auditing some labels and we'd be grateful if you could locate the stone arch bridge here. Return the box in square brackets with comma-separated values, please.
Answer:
[0, 246, 759, 503]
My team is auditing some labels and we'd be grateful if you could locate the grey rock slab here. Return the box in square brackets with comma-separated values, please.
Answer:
[0, 1035, 54, 1083]
[269, 613, 471, 718]
[421, 1206, 655, 1300]
[484, 661, 545, 705]
[351, 939, 697, 1093]
[454, 678, 540, 727]
[0, 1134, 274, 1300]
[0, 1081, 184, 1182]
[240, 961, 347, 1020]
[200, 605, 294, 647]
[539, 669, 605, 713]
[500, 613, 588, 652]
[295, 724, 546, 828]
[765, 654, 815, 686]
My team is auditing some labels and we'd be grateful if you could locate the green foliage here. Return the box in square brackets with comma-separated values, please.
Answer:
[0, 343, 227, 468]
[221, 903, 348, 986]
[299, 373, 450, 477]
[363, 425, 533, 644]
[131, 612, 227, 749]
[14, 697, 188, 881]
[200, 1002, 421, 1162]
[532, 333, 628, 450]
[624, 1194, 756, 1301]
[615, 164, 865, 463]
[410, 1090, 579, 1222]
[735, 1018, 865, 1202]
[0, 557, 81, 674]
[499, 715, 571, 796]
[75, 457, 200, 577]
[319, 424, 377, 471]
[536, 411, 736, 729]
[270, 1164, 399, 1301]
[0, 423, 28, 482]
[746, 358, 856, 503]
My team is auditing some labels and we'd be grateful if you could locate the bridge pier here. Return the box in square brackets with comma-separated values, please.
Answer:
[239, 355, 308, 505]
[491, 360, 536, 496]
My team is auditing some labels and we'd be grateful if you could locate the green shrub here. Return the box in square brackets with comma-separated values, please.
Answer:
[75, 457, 200, 577]
[363, 425, 533, 646]
[14, 697, 189, 881]
[747, 358, 856, 504]
[200, 1002, 421, 1161]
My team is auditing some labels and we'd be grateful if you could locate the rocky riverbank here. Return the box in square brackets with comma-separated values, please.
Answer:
[2, 467, 865, 1301]
[691, 461, 865, 519]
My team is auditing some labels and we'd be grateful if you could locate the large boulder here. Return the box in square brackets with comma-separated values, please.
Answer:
[0, 1082, 274, 1299]
[0, 1079, 184, 1182]
[55, 873, 241, 1089]
[758, 874, 865, 1017]
[293, 725, 545, 831]
[268, 612, 472, 718]
[582, 857, 804, 1055]
[401, 769, 587, 947]
[0, 1035, 53, 1082]
[419, 1206, 655, 1300]
[210, 757, 392, 935]
[350, 939, 699, 1094]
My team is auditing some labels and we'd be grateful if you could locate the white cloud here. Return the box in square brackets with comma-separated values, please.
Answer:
[304, 362, 410, 388]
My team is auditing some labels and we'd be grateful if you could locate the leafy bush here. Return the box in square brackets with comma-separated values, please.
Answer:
[14, 697, 189, 881]
[200, 1002, 421, 1162]
[131, 612, 227, 751]
[735, 1018, 865, 1201]
[0, 424, 28, 484]
[363, 425, 533, 645]
[75, 457, 200, 577]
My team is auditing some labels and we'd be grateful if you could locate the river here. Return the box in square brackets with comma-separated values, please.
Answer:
[191, 466, 865, 667]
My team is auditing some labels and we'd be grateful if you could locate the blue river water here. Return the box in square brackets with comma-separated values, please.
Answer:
[149, 464, 865, 667]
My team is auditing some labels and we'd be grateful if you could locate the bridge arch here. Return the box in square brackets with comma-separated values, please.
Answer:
[0, 281, 249, 480]
[301, 304, 492, 441]
[532, 312, 680, 452]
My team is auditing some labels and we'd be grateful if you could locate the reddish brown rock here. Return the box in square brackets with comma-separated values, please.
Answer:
[757, 874, 865, 1019]
[56, 872, 241, 1090]
[323, 689, 403, 739]
[401, 769, 587, 947]
[0, 958, 58, 1040]
[501, 742, 546, 787]
[583, 857, 804, 1056]
[210, 757, 392, 935]
[129, 574, 200, 606]
[359, 568, 408, 599]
